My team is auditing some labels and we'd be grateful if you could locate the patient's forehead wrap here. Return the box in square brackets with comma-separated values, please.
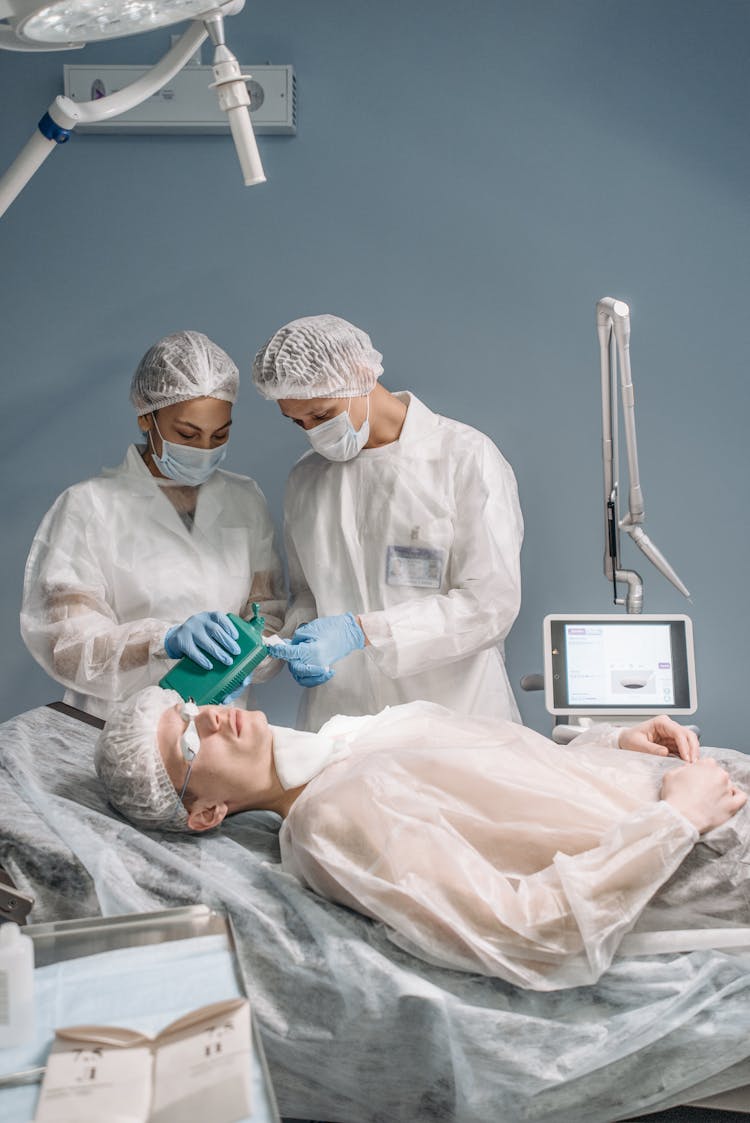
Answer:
[94, 686, 190, 832]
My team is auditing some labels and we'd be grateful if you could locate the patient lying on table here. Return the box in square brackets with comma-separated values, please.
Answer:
[94, 687, 748, 990]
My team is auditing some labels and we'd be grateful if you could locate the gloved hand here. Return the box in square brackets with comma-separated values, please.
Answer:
[221, 674, 253, 705]
[164, 611, 241, 671]
[272, 614, 365, 673]
[266, 634, 335, 690]
[287, 659, 334, 689]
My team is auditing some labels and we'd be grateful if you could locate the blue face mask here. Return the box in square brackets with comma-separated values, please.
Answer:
[149, 417, 228, 485]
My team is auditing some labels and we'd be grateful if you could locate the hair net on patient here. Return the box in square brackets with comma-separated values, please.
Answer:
[94, 685, 190, 832]
[252, 315, 383, 400]
[130, 330, 240, 415]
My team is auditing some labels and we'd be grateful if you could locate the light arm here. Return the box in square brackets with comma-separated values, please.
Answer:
[597, 301, 620, 588]
[54, 22, 208, 126]
[0, 22, 207, 218]
[204, 11, 265, 185]
[596, 297, 689, 610]
[0, 127, 59, 216]
[0, 6, 265, 217]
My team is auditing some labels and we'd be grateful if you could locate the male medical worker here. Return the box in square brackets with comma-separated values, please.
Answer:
[22, 331, 285, 719]
[252, 314, 523, 732]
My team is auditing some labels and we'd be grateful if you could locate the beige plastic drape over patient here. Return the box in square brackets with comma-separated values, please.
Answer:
[278, 703, 731, 991]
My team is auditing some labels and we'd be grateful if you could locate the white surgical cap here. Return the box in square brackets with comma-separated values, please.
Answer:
[95, 685, 190, 832]
[252, 315, 384, 400]
[130, 330, 240, 415]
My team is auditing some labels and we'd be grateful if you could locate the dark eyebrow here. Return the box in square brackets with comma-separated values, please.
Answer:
[282, 407, 331, 420]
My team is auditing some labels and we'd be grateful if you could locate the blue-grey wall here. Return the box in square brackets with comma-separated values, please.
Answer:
[1, 0, 748, 744]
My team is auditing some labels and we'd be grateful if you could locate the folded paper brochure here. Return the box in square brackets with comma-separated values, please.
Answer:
[33, 997, 252, 1123]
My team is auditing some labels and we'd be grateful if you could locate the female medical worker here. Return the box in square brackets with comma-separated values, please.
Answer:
[21, 330, 285, 720]
[252, 314, 523, 732]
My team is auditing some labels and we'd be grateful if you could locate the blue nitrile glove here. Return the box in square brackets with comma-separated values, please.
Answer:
[273, 614, 365, 672]
[221, 673, 253, 705]
[164, 611, 241, 671]
[287, 659, 334, 689]
[267, 635, 335, 689]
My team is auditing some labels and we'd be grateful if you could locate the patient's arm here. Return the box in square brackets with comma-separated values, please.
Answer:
[282, 763, 702, 991]
[662, 758, 746, 833]
[619, 716, 700, 763]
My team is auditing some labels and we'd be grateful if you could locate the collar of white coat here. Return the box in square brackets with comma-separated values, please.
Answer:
[348, 391, 438, 460]
[109, 445, 229, 501]
[270, 725, 351, 789]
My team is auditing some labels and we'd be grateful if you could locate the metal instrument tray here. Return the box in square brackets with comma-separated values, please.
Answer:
[1, 905, 281, 1122]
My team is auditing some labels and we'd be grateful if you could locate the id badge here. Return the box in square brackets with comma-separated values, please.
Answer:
[385, 544, 445, 588]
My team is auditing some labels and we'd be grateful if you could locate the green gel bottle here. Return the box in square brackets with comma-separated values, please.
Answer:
[159, 604, 268, 705]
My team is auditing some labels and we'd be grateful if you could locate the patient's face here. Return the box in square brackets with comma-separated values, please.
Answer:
[158, 704, 275, 812]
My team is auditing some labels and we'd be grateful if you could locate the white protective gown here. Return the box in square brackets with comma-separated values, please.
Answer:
[283, 392, 524, 731]
[279, 703, 710, 991]
[21, 445, 286, 719]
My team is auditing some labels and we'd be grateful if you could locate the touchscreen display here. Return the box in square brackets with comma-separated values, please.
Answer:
[548, 618, 693, 712]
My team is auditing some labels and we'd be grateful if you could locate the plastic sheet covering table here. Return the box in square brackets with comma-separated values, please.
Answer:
[0, 906, 280, 1123]
[3, 703, 750, 1122]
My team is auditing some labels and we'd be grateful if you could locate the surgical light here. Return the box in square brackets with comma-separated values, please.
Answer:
[0, 0, 266, 218]
[14, 0, 216, 43]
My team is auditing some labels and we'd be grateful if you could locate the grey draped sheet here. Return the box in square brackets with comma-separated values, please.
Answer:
[2, 704, 750, 1123]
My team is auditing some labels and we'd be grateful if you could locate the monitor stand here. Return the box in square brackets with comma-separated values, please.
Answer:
[552, 715, 700, 745]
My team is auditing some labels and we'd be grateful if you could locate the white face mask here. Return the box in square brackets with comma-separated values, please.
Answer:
[307, 396, 370, 462]
[149, 417, 228, 485]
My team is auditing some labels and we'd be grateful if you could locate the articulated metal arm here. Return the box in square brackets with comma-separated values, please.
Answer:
[596, 297, 690, 613]
[0, 22, 207, 217]
[0, 1, 264, 219]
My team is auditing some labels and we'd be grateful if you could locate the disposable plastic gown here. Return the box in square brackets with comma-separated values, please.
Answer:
[21, 445, 285, 719]
[279, 703, 719, 991]
[283, 393, 523, 731]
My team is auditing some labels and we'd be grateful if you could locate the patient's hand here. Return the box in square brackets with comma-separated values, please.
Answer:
[661, 759, 747, 834]
[619, 715, 700, 763]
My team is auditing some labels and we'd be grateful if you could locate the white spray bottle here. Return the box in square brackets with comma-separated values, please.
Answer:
[0, 921, 34, 1048]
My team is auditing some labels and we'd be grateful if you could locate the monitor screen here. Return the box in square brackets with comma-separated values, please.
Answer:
[544, 615, 696, 715]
